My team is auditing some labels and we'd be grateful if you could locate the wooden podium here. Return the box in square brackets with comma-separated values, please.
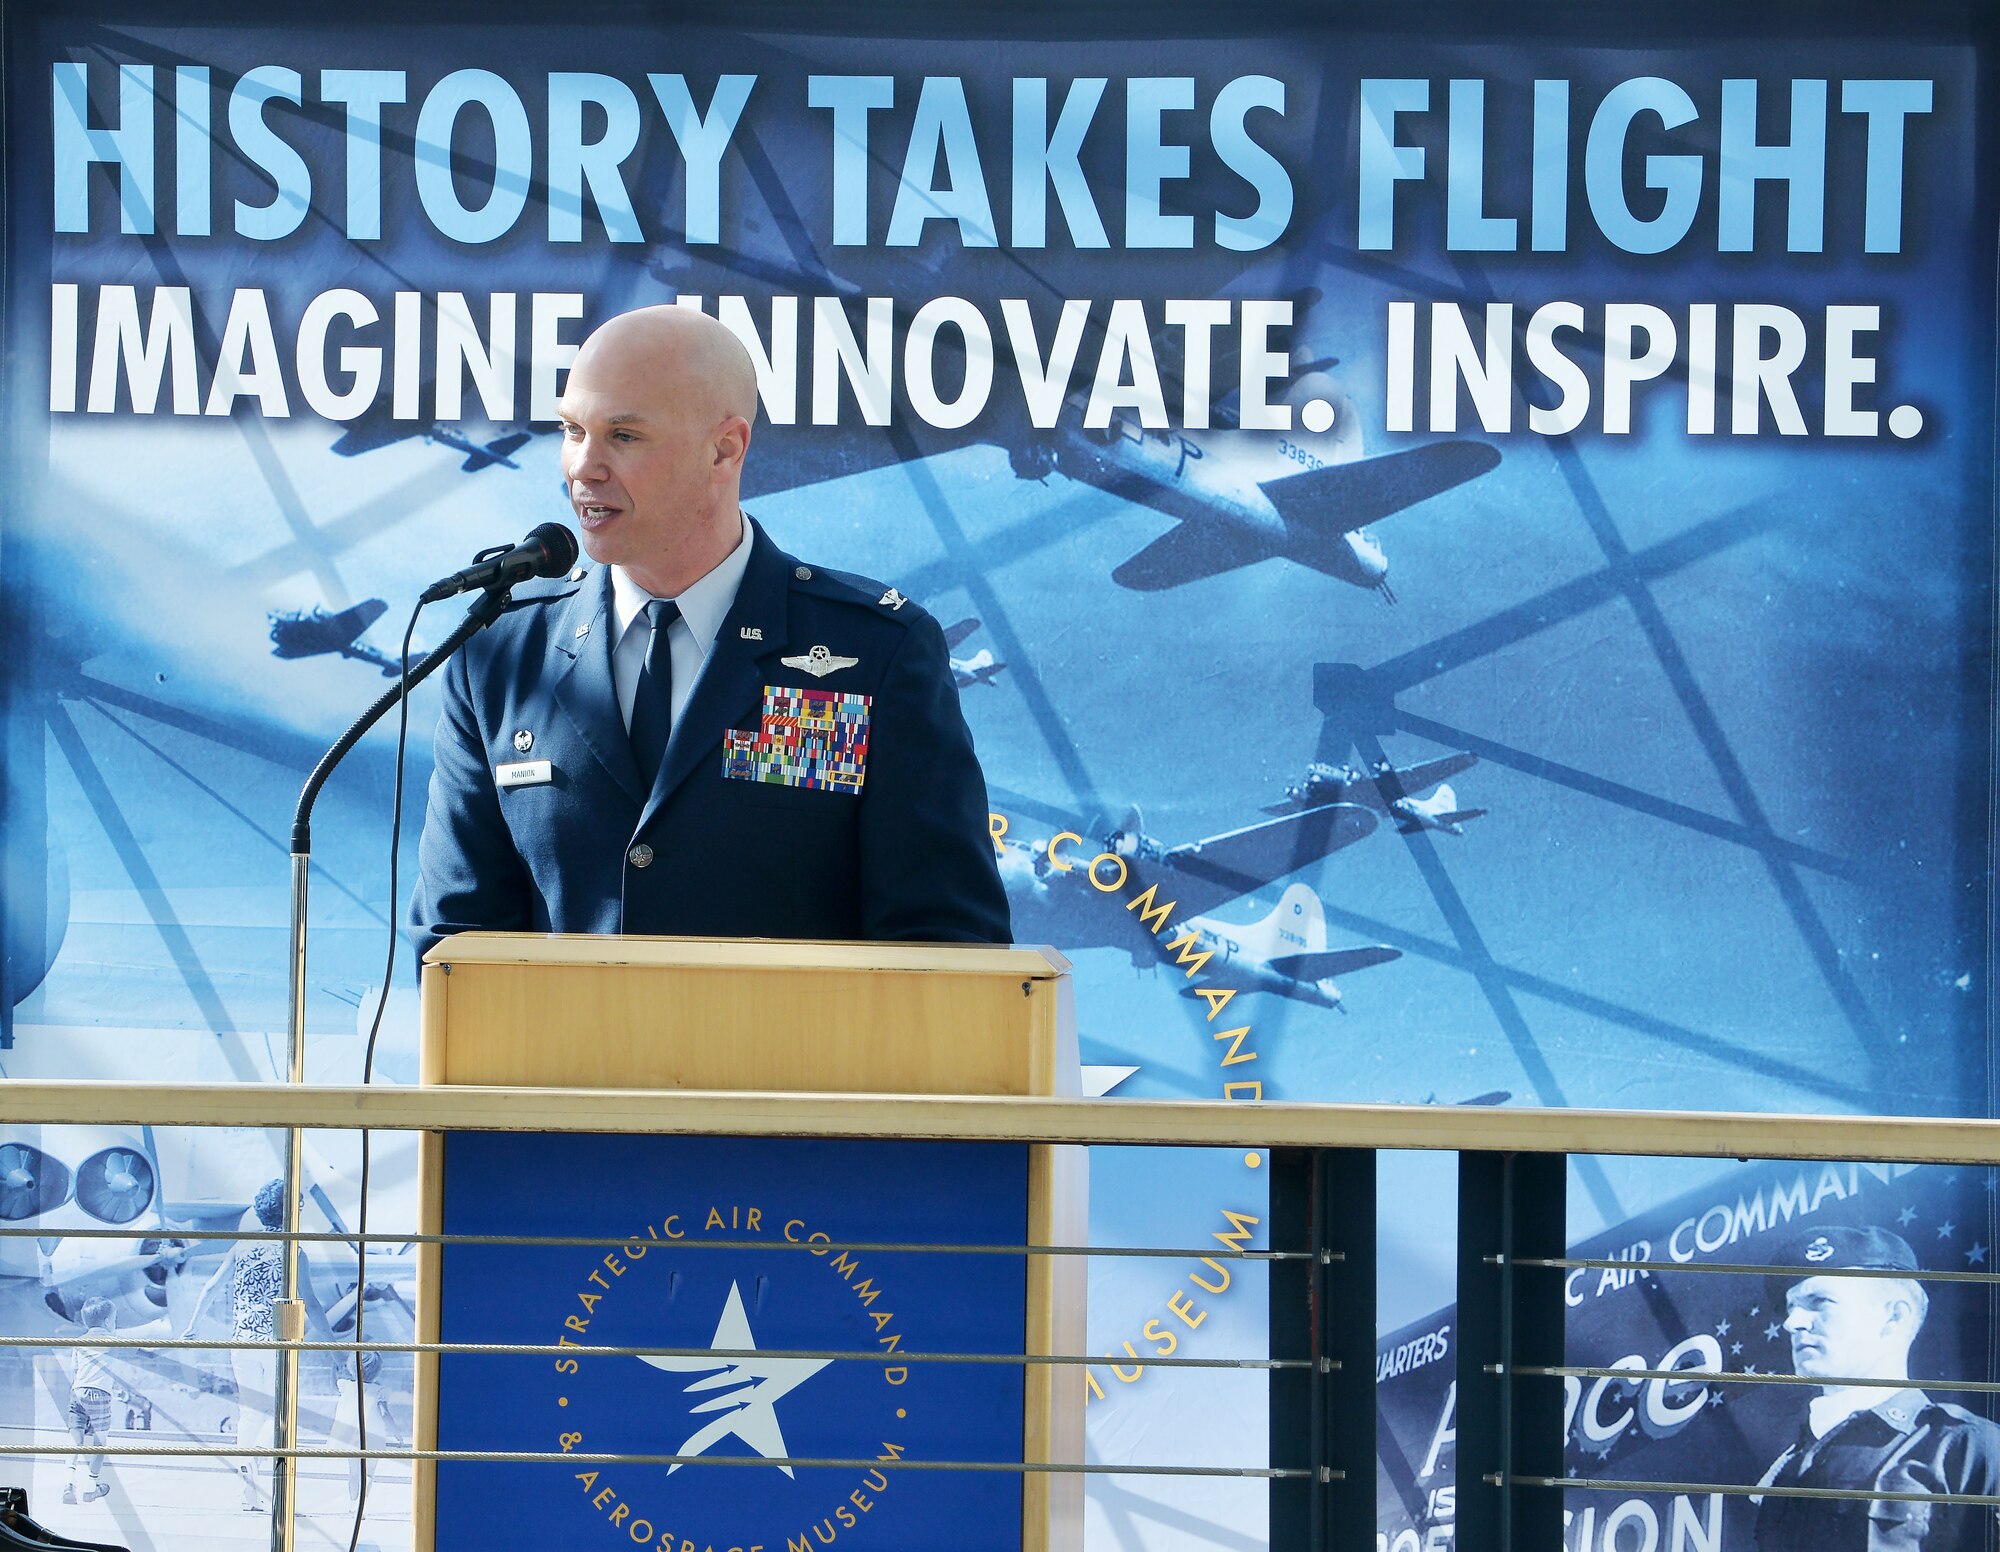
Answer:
[414, 933, 1083, 1552]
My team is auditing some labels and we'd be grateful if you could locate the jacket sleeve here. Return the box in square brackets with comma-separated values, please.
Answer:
[855, 612, 1012, 944]
[405, 645, 536, 962]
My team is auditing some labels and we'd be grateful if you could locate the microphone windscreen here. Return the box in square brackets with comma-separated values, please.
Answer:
[526, 522, 580, 577]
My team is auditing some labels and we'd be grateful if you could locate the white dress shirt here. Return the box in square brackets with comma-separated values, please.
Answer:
[610, 516, 755, 733]
[1808, 1384, 1896, 1439]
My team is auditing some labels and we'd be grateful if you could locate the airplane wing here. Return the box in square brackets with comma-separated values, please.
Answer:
[330, 419, 415, 458]
[942, 618, 982, 651]
[1260, 440, 1501, 537]
[1390, 753, 1477, 793]
[1112, 521, 1280, 592]
[1157, 803, 1378, 919]
[460, 431, 533, 472]
[1401, 806, 1489, 832]
[328, 600, 389, 639]
[1269, 945, 1401, 981]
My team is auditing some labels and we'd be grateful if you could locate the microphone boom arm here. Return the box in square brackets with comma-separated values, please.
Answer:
[272, 579, 512, 1552]
[290, 583, 510, 854]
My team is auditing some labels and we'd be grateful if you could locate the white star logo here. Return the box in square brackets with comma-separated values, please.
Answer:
[637, 1281, 832, 1478]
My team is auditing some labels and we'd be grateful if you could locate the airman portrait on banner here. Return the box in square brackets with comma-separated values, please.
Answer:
[408, 305, 1011, 955]
[1755, 1225, 2000, 1552]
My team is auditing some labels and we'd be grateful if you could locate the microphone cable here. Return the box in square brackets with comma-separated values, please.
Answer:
[347, 595, 424, 1552]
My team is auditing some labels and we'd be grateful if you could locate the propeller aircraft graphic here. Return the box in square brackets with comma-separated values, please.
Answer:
[943, 618, 1006, 688]
[330, 391, 537, 473]
[998, 803, 1398, 1007]
[267, 599, 401, 677]
[1169, 882, 1400, 1012]
[1014, 348, 1499, 600]
[1266, 752, 1489, 836]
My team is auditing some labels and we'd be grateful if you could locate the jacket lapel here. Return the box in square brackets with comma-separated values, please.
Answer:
[549, 566, 648, 805]
[640, 519, 795, 827]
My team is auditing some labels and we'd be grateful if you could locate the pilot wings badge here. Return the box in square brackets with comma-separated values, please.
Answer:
[780, 644, 859, 678]
[637, 1280, 832, 1477]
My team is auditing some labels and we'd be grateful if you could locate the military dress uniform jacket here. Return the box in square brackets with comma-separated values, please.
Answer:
[1755, 1389, 2000, 1551]
[407, 519, 1012, 957]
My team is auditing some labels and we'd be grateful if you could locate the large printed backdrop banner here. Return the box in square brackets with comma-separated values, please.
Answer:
[0, 5, 1993, 1549]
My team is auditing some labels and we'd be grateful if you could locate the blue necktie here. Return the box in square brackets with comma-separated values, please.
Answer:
[628, 598, 680, 787]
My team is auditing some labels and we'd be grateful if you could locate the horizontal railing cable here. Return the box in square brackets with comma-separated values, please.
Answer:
[0, 1443, 1313, 1478]
[0, 1333, 1306, 1370]
[1516, 1363, 2000, 1392]
[0, 1224, 1308, 1259]
[1511, 1476, 2000, 1507]
[1514, 1254, 2000, 1284]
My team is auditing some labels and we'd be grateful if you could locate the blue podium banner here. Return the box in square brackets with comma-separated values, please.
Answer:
[437, 1133, 1030, 1551]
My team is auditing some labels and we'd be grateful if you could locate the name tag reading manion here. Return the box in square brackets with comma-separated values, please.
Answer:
[494, 759, 553, 788]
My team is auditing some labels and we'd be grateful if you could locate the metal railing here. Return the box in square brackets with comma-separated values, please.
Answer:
[7, 1080, 2000, 1550]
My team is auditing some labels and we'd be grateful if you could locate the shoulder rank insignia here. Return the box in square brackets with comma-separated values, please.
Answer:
[781, 644, 859, 677]
[879, 587, 908, 610]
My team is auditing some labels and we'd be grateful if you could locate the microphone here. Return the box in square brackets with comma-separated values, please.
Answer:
[419, 523, 579, 604]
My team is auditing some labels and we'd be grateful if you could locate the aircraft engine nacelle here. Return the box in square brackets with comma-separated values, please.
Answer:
[1344, 529, 1389, 587]
[1009, 438, 1060, 481]
[4, 819, 69, 1009]
[0, 1125, 165, 1281]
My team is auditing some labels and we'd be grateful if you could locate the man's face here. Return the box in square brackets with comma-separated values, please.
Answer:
[555, 351, 723, 573]
[1783, 1274, 1909, 1379]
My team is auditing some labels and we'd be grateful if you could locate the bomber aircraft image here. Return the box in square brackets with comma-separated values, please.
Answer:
[267, 600, 401, 678]
[1019, 367, 1499, 600]
[1267, 753, 1489, 836]
[943, 618, 1007, 689]
[1166, 882, 1401, 1011]
[997, 802, 1398, 1008]
[330, 391, 537, 474]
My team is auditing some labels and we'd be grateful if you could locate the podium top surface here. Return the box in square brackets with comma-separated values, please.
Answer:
[421, 931, 1070, 979]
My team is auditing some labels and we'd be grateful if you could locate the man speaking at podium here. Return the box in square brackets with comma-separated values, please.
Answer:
[408, 305, 1011, 956]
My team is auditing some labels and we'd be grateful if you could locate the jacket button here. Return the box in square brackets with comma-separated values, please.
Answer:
[627, 844, 654, 868]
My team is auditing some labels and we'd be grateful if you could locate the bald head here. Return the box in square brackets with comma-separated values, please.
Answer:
[571, 305, 759, 429]
[556, 306, 760, 596]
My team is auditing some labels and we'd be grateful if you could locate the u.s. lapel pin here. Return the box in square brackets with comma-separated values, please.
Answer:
[740, 626, 764, 641]
[781, 644, 859, 678]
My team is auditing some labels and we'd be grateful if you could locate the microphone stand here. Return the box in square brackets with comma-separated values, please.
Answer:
[272, 582, 512, 1552]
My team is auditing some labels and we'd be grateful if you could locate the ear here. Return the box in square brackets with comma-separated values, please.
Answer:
[712, 414, 752, 472]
